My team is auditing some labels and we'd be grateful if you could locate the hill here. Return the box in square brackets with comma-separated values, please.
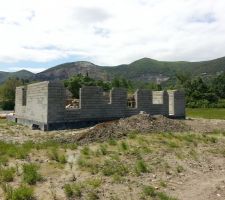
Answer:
[35, 56, 225, 83]
[1, 56, 225, 84]
[34, 61, 108, 81]
[0, 70, 34, 83]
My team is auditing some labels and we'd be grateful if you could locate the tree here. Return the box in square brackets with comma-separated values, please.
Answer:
[139, 82, 162, 91]
[112, 77, 121, 88]
[183, 77, 218, 107]
[176, 72, 191, 86]
[212, 72, 225, 99]
[0, 77, 23, 110]
[65, 74, 111, 98]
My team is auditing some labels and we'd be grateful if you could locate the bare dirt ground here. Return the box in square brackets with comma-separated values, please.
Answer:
[185, 117, 225, 133]
[0, 115, 225, 200]
[0, 115, 225, 144]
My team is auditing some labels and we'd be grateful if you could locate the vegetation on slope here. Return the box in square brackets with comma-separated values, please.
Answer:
[0, 117, 225, 199]
[0, 70, 33, 84]
[1, 56, 225, 84]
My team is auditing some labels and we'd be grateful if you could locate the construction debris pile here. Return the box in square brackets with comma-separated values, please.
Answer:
[58, 113, 190, 144]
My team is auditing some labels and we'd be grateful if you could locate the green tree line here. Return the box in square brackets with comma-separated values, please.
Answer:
[175, 72, 225, 108]
[0, 72, 225, 110]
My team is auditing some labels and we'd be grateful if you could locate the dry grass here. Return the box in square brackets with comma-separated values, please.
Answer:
[1, 118, 225, 199]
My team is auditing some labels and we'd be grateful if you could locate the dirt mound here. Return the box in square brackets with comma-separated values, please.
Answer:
[57, 114, 190, 144]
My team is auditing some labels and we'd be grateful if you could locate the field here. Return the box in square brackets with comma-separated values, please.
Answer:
[0, 115, 225, 200]
[186, 108, 225, 120]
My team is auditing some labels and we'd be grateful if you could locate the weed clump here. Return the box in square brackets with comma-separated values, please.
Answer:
[142, 185, 177, 200]
[134, 160, 149, 175]
[102, 159, 128, 176]
[64, 184, 75, 198]
[0, 167, 15, 182]
[64, 178, 101, 199]
[119, 141, 129, 151]
[1, 184, 34, 200]
[48, 147, 67, 164]
[81, 146, 91, 156]
[77, 157, 99, 174]
[22, 163, 42, 185]
[108, 139, 117, 146]
[176, 165, 184, 173]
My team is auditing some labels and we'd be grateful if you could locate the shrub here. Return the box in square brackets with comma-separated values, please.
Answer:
[22, 164, 42, 185]
[0, 101, 14, 110]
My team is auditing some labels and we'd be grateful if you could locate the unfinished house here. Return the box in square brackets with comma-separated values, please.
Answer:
[15, 81, 185, 131]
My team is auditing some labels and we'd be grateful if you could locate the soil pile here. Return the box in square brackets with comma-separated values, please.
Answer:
[58, 114, 190, 144]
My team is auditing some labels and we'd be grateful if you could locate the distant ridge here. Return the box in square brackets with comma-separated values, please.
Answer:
[0, 70, 34, 83]
[1, 56, 225, 84]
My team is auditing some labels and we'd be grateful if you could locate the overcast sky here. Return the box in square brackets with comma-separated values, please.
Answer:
[0, 0, 225, 73]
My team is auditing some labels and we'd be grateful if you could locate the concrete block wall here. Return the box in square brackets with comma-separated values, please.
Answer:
[135, 89, 152, 111]
[15, 86, 26, 117]
[15, 82, 48, 123]
[15, 81, 185, 130]
[48, 82, 66, 123]
[149, 91, 169, 116]
[168, 90, 185, 117]
[66, 87, 128, 121]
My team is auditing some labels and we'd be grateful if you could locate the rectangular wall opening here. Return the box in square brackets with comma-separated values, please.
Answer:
[127, 94, 136, 108]
[22, 88, 27, 106]
[65, 89, 80, 109]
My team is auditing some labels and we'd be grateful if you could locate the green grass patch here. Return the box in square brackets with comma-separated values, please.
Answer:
[64, 178, 101, 199]
[1, 184, 34, 200]
[102, 159, 129, 176]
[142, 185, 177, 200]
[48, 147, 67, 164]
[134, 160, 149, 175]
[186, 108, 225, 119]
[0, 167, 15, 182]
[22, 163, 42, 185]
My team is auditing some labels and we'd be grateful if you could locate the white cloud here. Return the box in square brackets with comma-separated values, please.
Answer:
[0, 0, 225, 67]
